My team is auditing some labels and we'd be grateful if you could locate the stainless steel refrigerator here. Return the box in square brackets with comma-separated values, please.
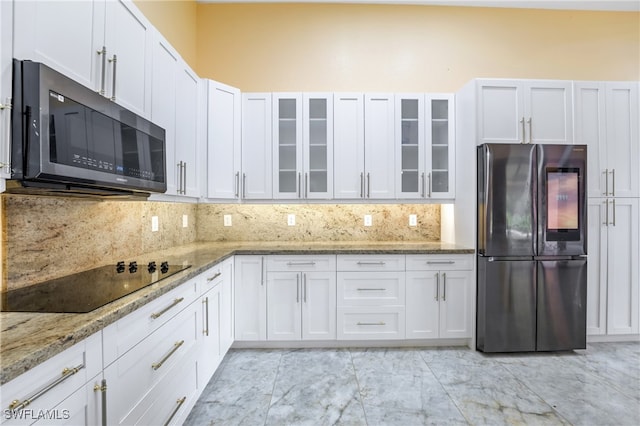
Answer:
[476, 144, 587, 353]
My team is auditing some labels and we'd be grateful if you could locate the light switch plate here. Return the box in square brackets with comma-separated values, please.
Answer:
[223, 215, 232, 227]
[182, 214, 188, 228]
[151, 216, 159, 232]
[287, 214, 296, 226]
[409, 214, 417, 226]
[364, 214, 372, 227]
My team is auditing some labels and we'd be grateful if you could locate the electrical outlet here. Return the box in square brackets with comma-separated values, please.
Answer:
[182, 214, 188, 228]
[287, 214, 296, 226]
[151, 216, 159, 232]
[364, 214, 372, 227]
[223, 215, 232, 227]
[409, 214, 417, 226]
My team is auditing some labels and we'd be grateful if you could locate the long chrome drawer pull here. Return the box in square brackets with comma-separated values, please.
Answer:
[286, 261, 316, 266]
[356, 288, 386, 291]
[151, 298, 185, 319]
[152, 340, 184, 370]
[426, 261, 455, 265]
[163, 396, 187, 426]
[357, 322, 386, 326]
[207, 272, 222, 282]
[356, 261, 386, 265]
[9, 363, 85, 410]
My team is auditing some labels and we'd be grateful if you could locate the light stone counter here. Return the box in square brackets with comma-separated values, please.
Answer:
[0, 241, 473, 385]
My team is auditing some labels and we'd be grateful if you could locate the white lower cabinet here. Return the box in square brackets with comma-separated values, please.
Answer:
[336, 255, 406, 340]
[266, 256, 337, 341]
[405, 255, 473, 339]
[0, 332, 102, 426]
[234, 256, 267, 341]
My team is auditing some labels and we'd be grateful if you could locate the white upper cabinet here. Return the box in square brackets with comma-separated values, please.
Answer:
[174, 66, 200, 197]
[272, 93, 334, 199]
[0, 0, 12, 187]
[206, 80, 241, 199]
[364, 94, 396, 199]
[575, 82, 639, 198]
[14, 0, 152, 118]
[396, 94, 455, 200]
[477, 80, 573, 145]
[334, 93, 365, 199]
[242, 93, 273, 199]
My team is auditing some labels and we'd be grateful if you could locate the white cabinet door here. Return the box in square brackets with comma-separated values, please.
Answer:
[150, 37, 178, 195]
[605, 82, 639, 198]
[303, 93, 334, 199]
[302, 271, 337, 340]
[438, 270, 472, 338]
[396, 94, 425, 199]
[200, 284, 222, 382]
[219, 259, 235, 354]
[13, 0, 105, 93]
[234, 256, 267, 341]
[103, 0, 152, 117]
[405, 271, 439, 339]
[334, 93, 365, 199]
[364, 93, 396, 199]
[272, 93, 303, 199]
[606, 198, 639, 335]
[575, 82, 607, 197]
[0, 0, 12, 185]
[174, 65, 200, 197]
[477, 80, 573, 145]
[207, 80, 241, 199]
[524, 80, 573, 145]
[267, 272, 302, 341]
[587, 198, 607, 335]
[426, 94, 455, 199]
[242, 94, 273, 199]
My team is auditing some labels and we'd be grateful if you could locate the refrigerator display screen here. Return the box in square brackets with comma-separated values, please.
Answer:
[546, 168, 580, 239]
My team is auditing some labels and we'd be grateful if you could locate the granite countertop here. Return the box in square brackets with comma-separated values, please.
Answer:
[0, 240, 473, 385]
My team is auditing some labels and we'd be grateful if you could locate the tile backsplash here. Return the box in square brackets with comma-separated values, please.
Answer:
[1, 195, 440, 290]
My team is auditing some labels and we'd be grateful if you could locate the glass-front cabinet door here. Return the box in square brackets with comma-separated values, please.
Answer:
[273, 93, 302, 199]
[426, 94, 455, 199]
[396, 95, 425, 199]
[303, 93, 333, 199]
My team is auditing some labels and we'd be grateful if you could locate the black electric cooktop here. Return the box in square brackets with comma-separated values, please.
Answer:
[1, 261, 191, 313]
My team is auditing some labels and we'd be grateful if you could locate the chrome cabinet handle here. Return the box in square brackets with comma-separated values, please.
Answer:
[356, 288, 386, 291]
[109, 54, 117, 101]
[527, 117, 532, 144]
[202, 297, 209, 336]
[357, 322, 385, 326]
[177, 162, 182, 194]
[603, 200, 609, 226]
[360, 172, 364, 198]
[367, 173, 371, 198]
[207, 271, 222, 282]
[152, 340, 184, 370]
[235, 172, 240, 198]
[242, 173, 247, 199]
[442, 273, 447, 301]
[303, 274, 307, 303]
[611, 169, 616, 196]
[97, 46, 107, 95]
[427, 172, 432, 197]
[296, 274, 300, 303]
[426, 261, 455, 265]
[260, 256, 264, 286]
[9, 364, 85, 410]
[603, 169, 609, 196]
[297, 172, 301, 198]
[520, 117, 525, 144]
[421, 172, 426, 198]
[286, 261, 316, 266]
[305, 172, 308, 198]
[435, 273, 439, 301]
[183, 162, 187, 194]
[150, 298, 184, 319]
[356, 261, 386, 265]
[612, 199, 616, 226]
[164, 397, 187, 426]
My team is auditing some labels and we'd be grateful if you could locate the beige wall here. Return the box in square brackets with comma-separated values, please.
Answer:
[193, 4, 639, 91]
[134, 0, 198, 69]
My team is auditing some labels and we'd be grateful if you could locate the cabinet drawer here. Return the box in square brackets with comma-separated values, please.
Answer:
[337, 307, 405, 340]
[103, 278, 199, 367]
[406, 255, 473, 271]
[105, 304, 198, 424]
[1, 333, 101, 426]
[199, 262, 227, 294]
[267, 255, 336, 272]
[337, 255, 405, 271]
[337, 272, 405, 307]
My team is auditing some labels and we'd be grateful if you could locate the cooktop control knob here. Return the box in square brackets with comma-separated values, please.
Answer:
[148, 261, 157, 273]
[129, 261, 138, 274]
[116, 261, 126, 273]
[161, 261, 169, 274]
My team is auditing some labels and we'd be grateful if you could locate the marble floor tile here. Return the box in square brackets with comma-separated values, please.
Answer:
[185, 343, 640, 426]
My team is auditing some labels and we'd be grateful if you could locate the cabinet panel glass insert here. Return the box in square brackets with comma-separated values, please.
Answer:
[430, 99, 449, 193]
[401, 99, 420, 193]
[432, 145, 448, 170]
[432, 121, 449, 146]
[308, 98, 328, 195]
[279, 171, 297, 192]
[432, 171, 448, 192]
[279, 145, 297, 170]
[432, 99, 448, 120]
[278, 98, 298, 193]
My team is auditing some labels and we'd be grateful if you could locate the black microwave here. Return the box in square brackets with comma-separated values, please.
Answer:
[9, 59, 166, 198]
